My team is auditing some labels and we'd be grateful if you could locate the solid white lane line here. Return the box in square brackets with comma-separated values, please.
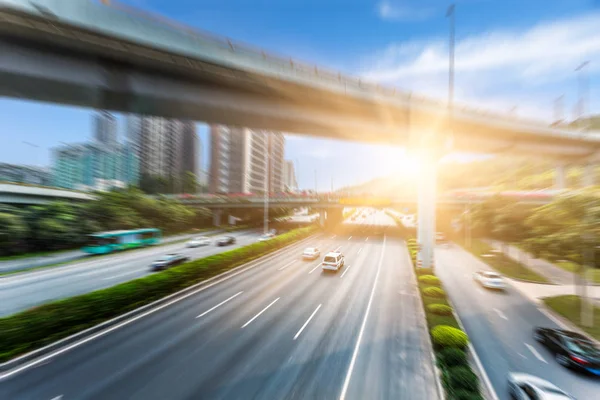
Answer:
[357, 248, 362, 254]
[348, 236, 352, 240]
[340, 265, 352, 278]
[196, 291, 243, 319]
[102, 270, 143, 280]
[278, 260, 297, 271]
[525, 343, 547, 364]
[309, 263, 322, 274]
[294, 304, 322, 340]
[492, 308, 508, 320]
[339, 235, 386, 400]
[241, 297, 280, 328]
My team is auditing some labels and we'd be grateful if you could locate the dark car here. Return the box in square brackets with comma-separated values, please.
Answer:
[217, 236, 236, 246]
[534, 327, 600, 375]
[150, 253, 190, 271]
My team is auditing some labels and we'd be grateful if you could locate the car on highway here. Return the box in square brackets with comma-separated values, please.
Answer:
[436, 232, 449, 247]
[508, 373, 575, 399]
[473, 271, 506, 290]
[186, 236, 211, 248]
[150, 253, 190, 271]
[302, 247, 320, 260]
[322, 251, 345, 272]
[258, 233, 275, 242]
[216, 236, 236, 246]
[533, 327, 600, 375]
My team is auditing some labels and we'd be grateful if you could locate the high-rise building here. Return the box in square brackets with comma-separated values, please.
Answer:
[209, 125, 285, 194]
[128, 116, 198, 181]
[0, 163, 51, 186]
[52, 142, 138, 191]
[283, 160, 298, 192]
[93, 111, 117, 146]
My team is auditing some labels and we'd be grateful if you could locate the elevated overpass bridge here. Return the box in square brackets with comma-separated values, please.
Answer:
[1, 0, 598, 268]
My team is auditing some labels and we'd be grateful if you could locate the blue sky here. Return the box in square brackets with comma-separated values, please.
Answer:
[2, 0, 600, 190]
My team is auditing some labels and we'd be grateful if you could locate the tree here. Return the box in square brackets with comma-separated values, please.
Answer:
[0, 212, 27, 254]
[182, 171, 198, 194]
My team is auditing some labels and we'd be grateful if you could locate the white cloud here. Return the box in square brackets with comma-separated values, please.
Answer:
[362, 12, 600, 120]
[376, 1, 435, 21]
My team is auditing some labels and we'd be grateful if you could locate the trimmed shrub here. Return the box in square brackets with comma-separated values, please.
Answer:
[415, 267, 435, 276]
[448, 366, 479, 392]
[419, 275, 441, 286]
[422, 287, 446, 298]
[432, 325, 469, 349]
[451, 390, 483, 400]
[438, 347, 467, 367]
[428, 304, 453, 316]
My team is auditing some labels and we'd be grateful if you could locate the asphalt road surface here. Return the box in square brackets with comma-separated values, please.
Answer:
[0, 230, 262, 316]
[2, 211, 439, 400]
[436, 244, 599, 400]
[0, 230, 224, 274]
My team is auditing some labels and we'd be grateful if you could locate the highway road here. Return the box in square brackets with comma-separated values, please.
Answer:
[0, 230, 262, 316]
[436, 245, 599, 400]
[2, 211, 440, 400]
[0, 230, 225, 274]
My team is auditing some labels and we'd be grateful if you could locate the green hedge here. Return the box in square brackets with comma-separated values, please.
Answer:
[448, 366, 479, 392]
[423, 286, 446, 298]
[428, 304, 453, 316]
[432, 325, 469, 349]
[415, 267, 434, 276]
[451, 390, 484, 400]
[419, 275, 441, 286]
[0, 225, 318, 362]
[438, 347, 468, 367]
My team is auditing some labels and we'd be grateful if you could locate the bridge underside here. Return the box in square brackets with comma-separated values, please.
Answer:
[0, 6, 598, 158]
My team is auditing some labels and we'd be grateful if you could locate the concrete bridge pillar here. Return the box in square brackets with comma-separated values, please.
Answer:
[319, 209, 326, 227]
[212, 209, 222, 227]
[555, 162, 567, 190]
[417, 153, 437, 269]
[582, 163, 596, 187]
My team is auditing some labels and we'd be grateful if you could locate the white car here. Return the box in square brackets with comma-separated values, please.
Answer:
[473, 270, 506, 290]
[302, 247, 320, 260]
[322, 251, 345, 272]
[508, 373, 575, 399]
[258, 233, 275, 242]
[186, 236, 211, 248]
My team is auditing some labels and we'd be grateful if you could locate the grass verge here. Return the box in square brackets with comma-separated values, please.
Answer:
[542, 295, 600, 342]
[463, 239, 550, 284]
[554, 261, 600, 284]
[0, 225, 318, 363]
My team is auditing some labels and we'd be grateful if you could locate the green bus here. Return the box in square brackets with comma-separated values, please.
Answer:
[82, 228, 162, 255]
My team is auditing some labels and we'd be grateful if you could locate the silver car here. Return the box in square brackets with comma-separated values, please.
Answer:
[508, 373, 575, 400]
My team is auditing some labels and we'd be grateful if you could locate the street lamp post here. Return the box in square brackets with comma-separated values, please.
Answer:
[575, 61, 590, 131]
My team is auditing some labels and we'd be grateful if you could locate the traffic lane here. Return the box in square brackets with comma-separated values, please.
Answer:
[0, 228, 247, 286]
[231, 237, 381, 400]
[0, 231, 263, 316]
[1, 232, 336, 398]
[436, 246, 600, 400]
[346, 239, 440, 400]
[163, 236, 376, 400]
[0, 230, 221, 274]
